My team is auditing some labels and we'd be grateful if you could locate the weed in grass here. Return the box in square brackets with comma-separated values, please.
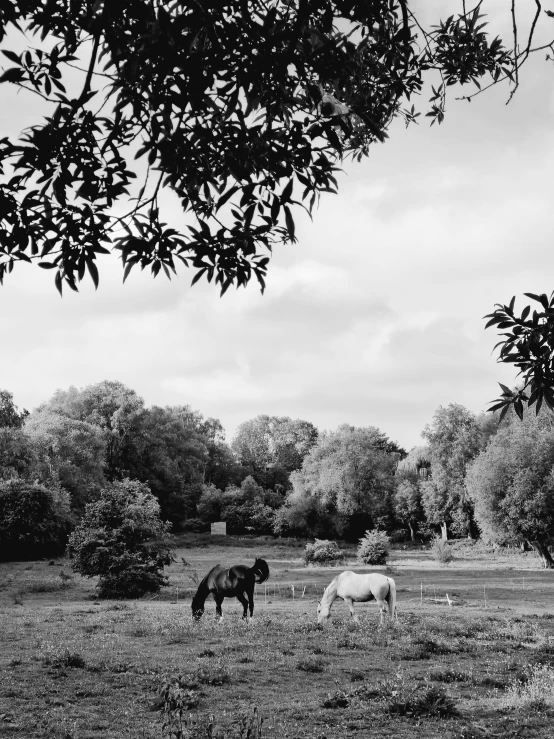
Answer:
[430, 668, 474, 684]
[40, 647, 86, 669]
[296, 656, 325, 673]
[162, 706, 264, 739]
[20, 579, 71, 594]
[195, 662, 231, 686]
[8, 657, 22, 667]
[349, 669, 366, 682]
[198, 648, 216, 658]
[388, 684, 458, 718]
[501, 664, 554, 710]
[322, 690, 350, 708]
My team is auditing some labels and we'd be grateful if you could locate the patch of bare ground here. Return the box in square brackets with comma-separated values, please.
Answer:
[1, 536, 553, 738]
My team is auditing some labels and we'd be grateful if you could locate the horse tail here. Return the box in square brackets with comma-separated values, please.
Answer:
[251, 558, 270, 584]
[191, 570, 212, 617]
[387, 577, 397, 620]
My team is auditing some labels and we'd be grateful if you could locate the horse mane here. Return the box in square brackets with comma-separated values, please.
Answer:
[321, 575, 338, 606]
[251, 557, 270, 584]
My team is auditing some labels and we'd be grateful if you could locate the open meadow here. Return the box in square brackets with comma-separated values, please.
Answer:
[1, 537, 554, 739]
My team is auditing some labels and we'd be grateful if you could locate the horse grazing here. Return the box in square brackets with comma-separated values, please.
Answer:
[317, 571, 397, 625]
[191, 558, 270, 620]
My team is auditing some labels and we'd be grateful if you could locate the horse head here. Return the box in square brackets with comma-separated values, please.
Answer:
[252, 558, 270, 584]
[316, 599, 330, 623]
[191, 596, 205, 621]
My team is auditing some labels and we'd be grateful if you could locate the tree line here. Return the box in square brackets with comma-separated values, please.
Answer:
[1, 383, 554, 568]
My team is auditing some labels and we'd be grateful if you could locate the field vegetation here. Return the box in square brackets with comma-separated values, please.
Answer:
[1, 536, 554, 739]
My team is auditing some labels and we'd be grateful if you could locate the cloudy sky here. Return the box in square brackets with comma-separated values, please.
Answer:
[1, 2, 554, 451]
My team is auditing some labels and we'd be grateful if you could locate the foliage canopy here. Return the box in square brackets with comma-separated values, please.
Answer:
[0, 0, 535, 294]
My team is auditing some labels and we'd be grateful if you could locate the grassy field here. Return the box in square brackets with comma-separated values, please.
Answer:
[1, 536, 554, 738]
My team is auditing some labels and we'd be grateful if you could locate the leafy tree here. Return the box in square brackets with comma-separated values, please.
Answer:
[68, 478, 173, 597]
[0, 427, 36, 481]
[0, 1, 531, 294]
[232, 415, 318, 477]
[37, 381, 145, 478]
[394, 479, 423, 541]
[24, 410, 106, 513]
[277, 424, 398, 540]
[124, 405, 209, 527]
[0, 480, 71, 561]
[0, 390, 28, 428]
[466, 412, 554, 568]
[421, 404, 492, 540]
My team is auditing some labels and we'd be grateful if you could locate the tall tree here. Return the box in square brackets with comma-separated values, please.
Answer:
[24, 409, 106, 514]
[124, 405, 209, 526]
[277, 424, 398, 539]
[232, 415, 318, 479]
[421, 404, 491, 539]
[36, 381, 145, 478]
[0, 1, 536, 293]
[466, 411, 554, 568]
[0, 427, 35, 481]
[0, 390, 28, 428]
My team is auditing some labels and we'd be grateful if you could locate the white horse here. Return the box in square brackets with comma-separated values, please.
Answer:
[317, 571, 397, 625]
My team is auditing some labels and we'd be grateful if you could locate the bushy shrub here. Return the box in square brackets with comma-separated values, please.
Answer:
[431, 536, 454, 565]
[68, 479, 173, 598]
[357, 529, 390, 565]
[180, 517, 209, 534]
[0, 480, 71, 561]
[304, 538, 344, 565]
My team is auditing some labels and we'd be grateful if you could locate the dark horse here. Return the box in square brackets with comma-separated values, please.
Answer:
[191, 558, 270, 620]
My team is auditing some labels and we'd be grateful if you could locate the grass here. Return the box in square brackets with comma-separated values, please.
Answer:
[1, 536, 554, 738]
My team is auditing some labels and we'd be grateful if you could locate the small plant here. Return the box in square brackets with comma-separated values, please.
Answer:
[160, 676, 200, 738]
[501, 664, 554, 710]
[198, 649, 216, 658]
[304, 539, 345, 566]
[41, 647, 86, 669]
[357, 529, 390, 565]
[430, 668, 473, 683]
[296, 656, 325, 673]
[195, 663, 231, 686]
[21, 578, 71, 594]
[431, 536, 454, 565]
[322, 690, 350, 708]
[388, 685, 457, 718]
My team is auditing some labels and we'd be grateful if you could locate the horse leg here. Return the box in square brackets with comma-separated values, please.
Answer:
[343, 597, 360, 624]
[376, 598, 388, 625]
[236, 592, 249, 620]
[214, 594, 224, 620]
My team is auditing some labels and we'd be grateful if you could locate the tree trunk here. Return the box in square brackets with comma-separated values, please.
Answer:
[440, 521, 448, 541]
[408, 522, 415, 542]
[528, 539, 554, 569]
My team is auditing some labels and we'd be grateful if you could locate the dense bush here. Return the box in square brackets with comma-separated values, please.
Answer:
[68, 479, 173, 598]
[357, 529, 390, 565]
[0, 480, 71, 561]
[304, 539, 345, 566]
[180, 517, 209, 534]
[431, 536, 455, 565]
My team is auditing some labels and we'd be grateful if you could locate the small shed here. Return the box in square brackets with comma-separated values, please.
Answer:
[211, 521, 227, 536]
